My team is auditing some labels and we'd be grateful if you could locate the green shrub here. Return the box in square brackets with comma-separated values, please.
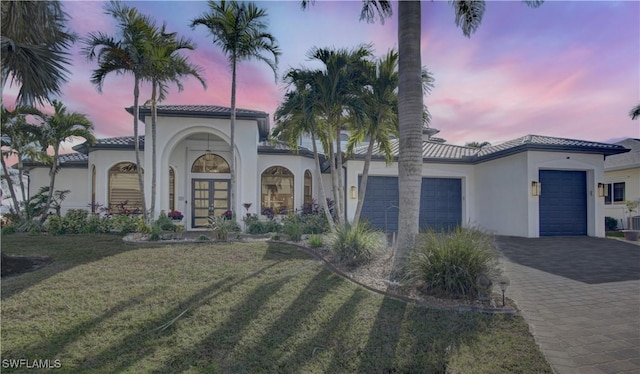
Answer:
[245, 215, 282, 234]
[1, 226, 16, 235]
[16, 218, 43, 234]
[307, 234, 324, 248]
[283, 214, 303, 242]
[301, 213, 329, 234]
[197, 234, 210, 241]
[410, 227, 500, 299]
[62, 209, 89, 234]
[329, 222, 386, 267]
[208, 215, 239, 240]
[149, 232, 161, 241]
[111, 214, 139, 234]
[81, 214, 102, 234]
[45, 215, 65, 235]
[154, 211, 176, 231]
[605, 216, 618, 231]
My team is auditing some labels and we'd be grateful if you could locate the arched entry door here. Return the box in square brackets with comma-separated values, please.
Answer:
[191, 153, 230, 228]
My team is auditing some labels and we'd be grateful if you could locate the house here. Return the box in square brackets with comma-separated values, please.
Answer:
[603, 138, 640, 229]
[25, 105, 629, 237]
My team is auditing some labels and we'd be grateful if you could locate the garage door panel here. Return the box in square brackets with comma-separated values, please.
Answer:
[539, 170, 587, 236]
[360, 176, 462, 232]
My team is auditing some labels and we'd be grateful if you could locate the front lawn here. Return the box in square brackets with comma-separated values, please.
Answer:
[1, 234, 551, 373]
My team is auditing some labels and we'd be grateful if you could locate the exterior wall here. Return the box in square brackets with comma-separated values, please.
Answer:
[345, 159, 475, 226]
[28, 167, 89, 215]
[604, 167, 640, 229]
[474, 153, 530, 236]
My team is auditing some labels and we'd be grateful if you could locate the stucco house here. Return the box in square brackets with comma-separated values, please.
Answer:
[25, 104, 629, 238]
[603, 138, 640, 229]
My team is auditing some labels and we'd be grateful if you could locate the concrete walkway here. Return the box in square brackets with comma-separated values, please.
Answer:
[496, 236, 640, 374]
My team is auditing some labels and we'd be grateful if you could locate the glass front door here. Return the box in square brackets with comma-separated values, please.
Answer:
[192, 179, 230, 228]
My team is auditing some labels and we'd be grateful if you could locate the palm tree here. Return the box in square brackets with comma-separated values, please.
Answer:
[465, 141, 491, 148]
[191, 0, 280, 217]
[1, 106, 44, 218]
[1, 1, 75, 106]
[630, 104, 640, 120]
[273, 69, 334, 230]
[83, 1, 158, 222]
[144, 24, 206, 217]
[306, 45, 372, 225]
[38, 100, 95, 223]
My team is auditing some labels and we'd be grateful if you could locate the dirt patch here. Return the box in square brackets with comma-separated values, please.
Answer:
[1, 252, 52, 278]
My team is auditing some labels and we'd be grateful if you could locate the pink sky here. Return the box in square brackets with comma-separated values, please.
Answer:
[3, 0, 639, 149]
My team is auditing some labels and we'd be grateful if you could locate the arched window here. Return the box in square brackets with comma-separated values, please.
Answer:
[261, 166, 294, 215]
[191, 154, 230, 173]
[169, 167, 175, 212]
[109, 162, 143, 213]
[304, 170, 312, 204]
[91, 165, 96, 213]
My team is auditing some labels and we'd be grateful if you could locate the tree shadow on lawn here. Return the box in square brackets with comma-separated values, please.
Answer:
[1, 234, 138, 300]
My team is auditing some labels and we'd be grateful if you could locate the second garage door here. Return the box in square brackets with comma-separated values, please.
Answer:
[359, 176, 462, 232]
[539, 170, 587, 236]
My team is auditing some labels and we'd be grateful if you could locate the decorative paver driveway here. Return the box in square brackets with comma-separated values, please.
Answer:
[496, 236, 640, 374]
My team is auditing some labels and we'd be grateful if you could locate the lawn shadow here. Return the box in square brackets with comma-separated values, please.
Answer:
[1, 234, 138, 300]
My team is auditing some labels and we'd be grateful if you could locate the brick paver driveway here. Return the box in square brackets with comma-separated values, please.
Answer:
[496, 236, 640, 374]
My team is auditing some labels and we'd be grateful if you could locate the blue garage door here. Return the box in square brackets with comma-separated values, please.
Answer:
[539, 170, 587, 236]
[359, 176, 462, 232]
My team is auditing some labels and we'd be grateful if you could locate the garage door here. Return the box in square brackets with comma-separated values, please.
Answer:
[539, 170, 587, 236]
[359, 176, 462, 232]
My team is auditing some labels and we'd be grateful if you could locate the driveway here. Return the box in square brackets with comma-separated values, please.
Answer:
[496, 236, 640, 374]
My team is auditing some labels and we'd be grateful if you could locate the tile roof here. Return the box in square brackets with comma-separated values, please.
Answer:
[355, 134, 629, 163]
[133, 105, 268, 118]
[604, 138, 640, 170]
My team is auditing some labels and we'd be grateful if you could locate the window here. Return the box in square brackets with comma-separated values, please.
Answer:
[109, 162, 143, 213]
[304, 170, 312, 203]
[191, 154, 230, 173]
[169, 167, 175, 212]
[605, 182, 625, 205]
[261, 166, 294, 215]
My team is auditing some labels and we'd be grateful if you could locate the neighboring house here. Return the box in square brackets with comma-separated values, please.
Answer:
[603, 138, 640, 229]
[0, 167, 29, 215]
[24, 105, 629, 238]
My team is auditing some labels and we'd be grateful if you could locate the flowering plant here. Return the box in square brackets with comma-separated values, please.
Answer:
[168, 210, 183, 220]
[222, 210, 233, 220]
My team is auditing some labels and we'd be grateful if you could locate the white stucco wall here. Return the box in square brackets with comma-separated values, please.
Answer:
[28, 167, 89, 215]
[604, 167, 640, 229]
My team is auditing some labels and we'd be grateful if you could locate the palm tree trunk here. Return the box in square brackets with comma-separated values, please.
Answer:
[392, 0, 423, 281]
[328, 130, 343, 225]
[151, 82, 157, 218]
[335, 125, 346, 224]
[16, 157, 28, 214]
[352, 137, 376, 226]
[230, 57, 237, 217]
[133, 76, 147, 221]
[1, 156, 22, 219]
[40, 149, 59, 223]
[310, 132, 335, 231]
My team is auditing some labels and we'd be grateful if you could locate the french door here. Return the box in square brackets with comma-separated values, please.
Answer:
[192, 179, 230, 228]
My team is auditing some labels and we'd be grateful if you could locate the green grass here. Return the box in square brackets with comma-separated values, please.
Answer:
[1, 234, 552, 373]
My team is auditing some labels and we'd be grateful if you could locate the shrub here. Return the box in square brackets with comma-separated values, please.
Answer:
[2, 225, 16, 235]
[154, 211, 176, 231]
[245, 214, 282, 234]
[81, 214, 102, 234]
[45, 215, 65, 235]
[283, 214, 303, 242]
[301, 213, 329, 234]
[329, 222, 386, 267]
[168, 210, 183, 220]
[62, 209, 90, 234]
[409, 227, 500, 299]
[198, 234, 210, 241]
[16, 218, 43, 234]
[261, 207, 275, 220]
[208, 215, 239, 240]
[307, 234, 324, 248]
[605, 216, 618, 231]
[111, 214, 139, 234]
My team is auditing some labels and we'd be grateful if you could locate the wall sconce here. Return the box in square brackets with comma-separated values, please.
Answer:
[597, 183, 607, 197]
[531, 181, 541, 196]
[350, 186, 357, 199]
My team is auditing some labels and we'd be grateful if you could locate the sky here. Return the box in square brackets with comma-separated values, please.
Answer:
[3, 0, 639, 150]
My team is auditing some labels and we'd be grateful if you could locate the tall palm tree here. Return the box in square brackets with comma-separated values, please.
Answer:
[630, 104, 640, 120]
[273, 69, 334, 230]
[1, 1, 75, 106]
[1, 106, 44, 218]
[306, 45, 372, 225]
[144, 24, 206, 217]
[38, 100, 95, 223]
[83, 1, 158, 222]
[191, 0, 280, 216]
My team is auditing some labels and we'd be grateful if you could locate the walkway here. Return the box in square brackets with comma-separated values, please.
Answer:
[496, 236, 640, 374]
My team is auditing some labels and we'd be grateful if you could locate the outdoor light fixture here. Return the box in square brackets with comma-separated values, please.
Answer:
[597, 183, 607, 197]
[499, 276, 510, 307]
[350, 186, 357, 199]
[531, 181, 541, 196]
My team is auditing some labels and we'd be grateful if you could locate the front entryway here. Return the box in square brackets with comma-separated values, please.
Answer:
[192, 179, 230, 228]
